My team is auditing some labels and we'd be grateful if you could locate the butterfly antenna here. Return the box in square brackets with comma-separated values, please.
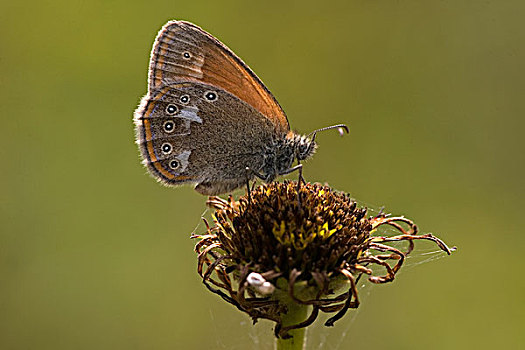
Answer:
[305, 124, 349, 157]
[307, 124, 349, 143]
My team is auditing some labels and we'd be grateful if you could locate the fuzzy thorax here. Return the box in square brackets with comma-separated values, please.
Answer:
[259, 132, 316, 182]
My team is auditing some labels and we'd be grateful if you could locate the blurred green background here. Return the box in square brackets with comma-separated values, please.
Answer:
[1, 0, 523, 349]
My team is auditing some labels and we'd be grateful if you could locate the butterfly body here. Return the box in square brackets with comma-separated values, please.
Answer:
[134, 21, 320, 195]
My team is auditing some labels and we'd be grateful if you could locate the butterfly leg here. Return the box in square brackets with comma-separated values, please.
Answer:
[296, 164, 304, 210]
[245, 167, 266, 203]
[296, 160, 305, 192]
[244, 167, 253, 203]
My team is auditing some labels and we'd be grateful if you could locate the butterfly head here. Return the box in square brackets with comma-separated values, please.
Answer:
[293, 133, 317, 161]
[291, 124, 349, 162]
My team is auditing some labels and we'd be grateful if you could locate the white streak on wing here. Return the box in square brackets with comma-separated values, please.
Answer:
[177, 150, 192, 172]
[178, 106, 202, 124]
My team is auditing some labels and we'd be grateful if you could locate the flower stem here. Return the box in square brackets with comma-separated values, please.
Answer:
[275, 300, 309, 350]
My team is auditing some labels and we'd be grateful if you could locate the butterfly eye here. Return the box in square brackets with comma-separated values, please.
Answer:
[163, 120, 175, 133]
[298, 144, 308, 154]
[182, 51, 191, 59]
[161, 143, 172, 154]
[204, 91, 218, 102]
[166, 104, 178, 115]
[180, 95, 190, 104]
[169, 160, 180, 170]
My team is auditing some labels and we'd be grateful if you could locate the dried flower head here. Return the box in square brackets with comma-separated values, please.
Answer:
[193, 181, 453, 338]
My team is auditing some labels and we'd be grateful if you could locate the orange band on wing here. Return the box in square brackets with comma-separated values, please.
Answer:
[152, 161, 176, 180]
[140, 84, 197, 182]
[172, 175, 194, 181]
[143, 119, 153, 148]
[143, 137, 174, 180]
[151, 159, 195, 182]
[142, 118, 176, 180]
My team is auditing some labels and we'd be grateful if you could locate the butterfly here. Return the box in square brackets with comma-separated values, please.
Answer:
[134, 21, 347, 195]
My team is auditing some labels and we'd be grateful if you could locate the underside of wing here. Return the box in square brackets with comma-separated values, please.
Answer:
[134, 82, 276, 191]
[148, 20, 290, 134]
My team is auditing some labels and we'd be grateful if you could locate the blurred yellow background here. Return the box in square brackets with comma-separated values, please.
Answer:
[1, 1, 523, 349]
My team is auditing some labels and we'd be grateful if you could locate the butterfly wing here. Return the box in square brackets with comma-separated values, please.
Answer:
[147, 20, 289, 134]
[134, 82, 277, 195]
